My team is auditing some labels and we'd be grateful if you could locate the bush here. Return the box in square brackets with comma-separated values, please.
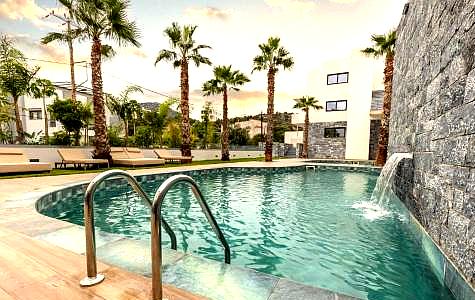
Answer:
[108, 126, 124, 147]
[52, 130, 71, 145]
[135, 126, 154, 148]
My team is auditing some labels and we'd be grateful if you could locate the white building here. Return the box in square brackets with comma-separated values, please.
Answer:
[234, 119, 267, 138]
[285, 52, 384, 160]
[15, 82, 114, 142]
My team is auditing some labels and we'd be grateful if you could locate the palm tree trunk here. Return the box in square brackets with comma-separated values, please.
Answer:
[221, 86, 230, 161]
[12, 95, 24, 144]
[303, 108, 309, 158]
[67, 20, 77, 103]
[124, 120, 129, 147]
[375, 54, 394, 166]
[265, 68, 275, 162]
[180, 59, 192, 157]
[91, 37, 111, 160]
[43, 97, 49, 144]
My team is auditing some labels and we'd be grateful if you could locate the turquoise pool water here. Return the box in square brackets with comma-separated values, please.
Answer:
[43, 169, 454, 300]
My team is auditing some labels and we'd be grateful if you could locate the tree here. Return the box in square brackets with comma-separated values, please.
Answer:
[29, 78, 57, 144]
[362, 30, 396, 166]
[42, 0, 79, 102]
[0, 36, 39, 143]
[200, 101, 213, 149]
[252, 37, 294, 162]
[48, 98, 84, 145]
[293, 96, 323, 158]
[73, 0, 140, 159]
[80, 101, 93, 145]
[155, 22, 211, 157]
[106, 85, 143, 147]
[142, 98, 176, 146]
[0, 93, 14, 143]
[202, 65, 250, 160]
[229, 126, 250, 146]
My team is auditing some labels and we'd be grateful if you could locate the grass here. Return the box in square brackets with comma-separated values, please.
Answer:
[0, 157, 266, 179]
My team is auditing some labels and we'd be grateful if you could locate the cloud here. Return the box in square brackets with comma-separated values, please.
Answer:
[330, 0, 357, 3]
[265, 0, 317, 11]
[184, 6, 231, 21]
[121, 47, 148, 59]
[0, 0, 57, 29]
[11, 34, 66, 62]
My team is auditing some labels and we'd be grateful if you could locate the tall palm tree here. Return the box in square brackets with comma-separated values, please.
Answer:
[202, 65, 250, 161]
[29, 78, 57, 144]
[73, 0, 140, 159]
[362, 30, 396, 166]
[293, 96, 323, 159]
[155, 22, 211, 157]
[252, 37, 294, 162]
[106, 85, 143, 147]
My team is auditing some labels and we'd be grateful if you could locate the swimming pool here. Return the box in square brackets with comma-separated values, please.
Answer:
[41, 168, 454, 300]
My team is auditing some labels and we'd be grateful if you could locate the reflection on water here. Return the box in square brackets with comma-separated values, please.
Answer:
[44, 169, 454, 300]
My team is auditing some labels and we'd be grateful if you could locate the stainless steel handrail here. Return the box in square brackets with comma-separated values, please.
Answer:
[80, 169, 177, 287]
[151, 174, 231, 300]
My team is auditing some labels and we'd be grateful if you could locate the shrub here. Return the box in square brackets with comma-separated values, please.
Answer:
[135, 126, 154, 148]
[52, 130, 71, 145]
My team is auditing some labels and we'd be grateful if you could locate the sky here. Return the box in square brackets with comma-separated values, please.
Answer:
[0, 0, 406, 119]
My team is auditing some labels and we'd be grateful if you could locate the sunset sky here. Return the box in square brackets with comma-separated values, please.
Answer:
[0, 0, 406, 119]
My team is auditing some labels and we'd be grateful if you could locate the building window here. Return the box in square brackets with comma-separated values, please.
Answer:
[29, 109, 42, 120]
[326, 100, 347, 111]
[327, 72, 349, 85]
[324, 127, 346, 138]
[49, 118, 57, 128]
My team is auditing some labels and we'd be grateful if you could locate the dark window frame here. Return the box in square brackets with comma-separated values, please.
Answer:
[326, 72, 349, 85]
[29, 109, 42, 120]
[324, 127, 346, 138]
[326, 100, 347, 112]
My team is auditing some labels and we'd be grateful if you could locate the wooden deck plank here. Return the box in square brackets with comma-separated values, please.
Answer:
[0, 226, 207, 300]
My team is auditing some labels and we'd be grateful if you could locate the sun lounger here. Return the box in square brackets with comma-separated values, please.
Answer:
[0, 148, 52, 174]
[111, 147, 165, 167]
[153, 148, 192, 163]
[56, 148, 109, 170]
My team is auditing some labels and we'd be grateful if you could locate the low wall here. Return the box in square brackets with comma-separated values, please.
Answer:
[0, 145, 264, 164]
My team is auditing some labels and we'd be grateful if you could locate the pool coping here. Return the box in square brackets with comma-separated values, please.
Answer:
[0, 161, 372, 300]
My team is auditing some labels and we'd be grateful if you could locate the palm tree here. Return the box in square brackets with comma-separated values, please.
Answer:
[0, 36, 39, 143]
[202, 65, 250, 161]
[252, 37, 294, 162]
[73, 0, 140, 159]
[361, 30, 396, 166]
[155, 22, 211, 157]
[29, 78, 57, 144]
[293, 96, 323, 158]
[42, 0, 79, 102]
[106, 86, 143, 147]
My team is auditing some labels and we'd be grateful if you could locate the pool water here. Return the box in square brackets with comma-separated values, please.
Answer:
[43, 169, 455, 300]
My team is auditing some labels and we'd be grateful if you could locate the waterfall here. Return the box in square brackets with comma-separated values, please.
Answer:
[371, 152, 413, 203]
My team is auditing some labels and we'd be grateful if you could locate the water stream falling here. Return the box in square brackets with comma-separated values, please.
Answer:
[371, 152, 413, 203]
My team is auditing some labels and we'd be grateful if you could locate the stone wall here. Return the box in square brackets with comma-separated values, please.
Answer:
[368, 120, 381, 160]
[308, 121, 346, 159]
[388, 0, 475, 287]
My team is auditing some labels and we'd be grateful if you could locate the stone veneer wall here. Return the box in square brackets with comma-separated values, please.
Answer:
[368, 120, 381, 160]
[388, 0, 475, 287]
[308, 121, 346, 159]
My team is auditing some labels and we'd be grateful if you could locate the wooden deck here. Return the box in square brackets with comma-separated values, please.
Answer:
[0, 227, 206, 300]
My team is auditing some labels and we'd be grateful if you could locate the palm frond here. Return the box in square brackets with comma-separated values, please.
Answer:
[41, 32, 68, 44]
[155, 49, 178, 65]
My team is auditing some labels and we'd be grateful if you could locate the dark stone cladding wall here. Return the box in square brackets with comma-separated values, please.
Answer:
[388, 0, 475, 286]
[369, 120, 381, 160]
[308, 121, 346, 159]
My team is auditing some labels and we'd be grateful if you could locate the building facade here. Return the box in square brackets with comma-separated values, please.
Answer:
[234, 119, 267, 138]
[285, 52, 384, 160]
[13, 82, 115, 142]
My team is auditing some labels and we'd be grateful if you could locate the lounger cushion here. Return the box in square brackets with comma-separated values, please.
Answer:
[0, 162, 52, 174]
[62, 158, 109, 164]
[112, 158, 165, 166]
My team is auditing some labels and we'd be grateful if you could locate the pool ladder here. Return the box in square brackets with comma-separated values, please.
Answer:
[79, 170, 231, 300]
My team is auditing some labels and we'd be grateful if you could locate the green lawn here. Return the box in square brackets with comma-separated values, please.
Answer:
[0, 157, 266, 179]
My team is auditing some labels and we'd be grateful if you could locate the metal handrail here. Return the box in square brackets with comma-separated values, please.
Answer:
[79, 169, 177, 287]
[151, 174, 231, 300]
